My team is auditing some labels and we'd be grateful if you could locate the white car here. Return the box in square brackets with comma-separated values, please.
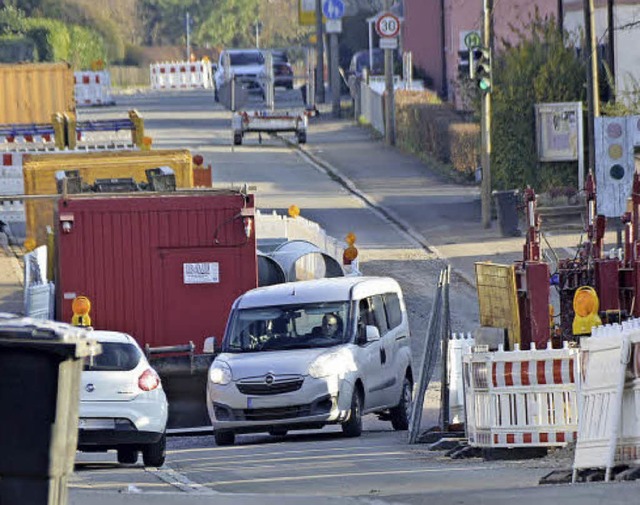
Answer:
[206, 277, 413, 446]
[77, 331, 168, 467]
[214, 49, 266, 101]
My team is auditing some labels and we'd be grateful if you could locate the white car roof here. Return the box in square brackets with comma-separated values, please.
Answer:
[235, 277, 402, 309]
[88, 330, 137, 345]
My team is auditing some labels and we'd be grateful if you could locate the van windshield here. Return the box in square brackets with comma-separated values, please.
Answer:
[224, 302, 350, 352]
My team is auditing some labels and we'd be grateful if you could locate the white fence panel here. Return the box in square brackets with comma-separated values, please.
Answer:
[75, 71, 115, 107]
[150, 61, 213, 90]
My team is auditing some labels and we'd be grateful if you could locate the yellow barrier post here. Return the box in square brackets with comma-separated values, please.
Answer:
[64, 112, 77, 150]
[51, 113, 66, 150]
[129, 109, 145, 148]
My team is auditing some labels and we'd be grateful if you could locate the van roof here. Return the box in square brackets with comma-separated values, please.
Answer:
[88, 330, 136, 344]
[235, 277, 402, 309]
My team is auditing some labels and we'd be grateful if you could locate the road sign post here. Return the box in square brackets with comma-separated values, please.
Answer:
[376, 8, 400, 146]
[323, 0, 344, 118]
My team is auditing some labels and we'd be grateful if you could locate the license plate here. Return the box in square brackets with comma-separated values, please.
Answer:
[78, 418, 115, 430]
[247, 396, 285, 409]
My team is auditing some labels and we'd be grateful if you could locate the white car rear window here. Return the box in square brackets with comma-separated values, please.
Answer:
[84, 342, 141, 372]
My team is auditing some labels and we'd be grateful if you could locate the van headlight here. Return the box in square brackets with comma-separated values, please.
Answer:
[308, 349, 357, 379]
[209, 361, 232, 385]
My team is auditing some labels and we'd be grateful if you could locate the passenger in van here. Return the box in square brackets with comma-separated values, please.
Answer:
[313, 313, 343, 339]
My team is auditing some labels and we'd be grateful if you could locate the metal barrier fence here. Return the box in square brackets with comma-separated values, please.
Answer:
[464, 342, 579, 449]
[408, 265, 451, 443]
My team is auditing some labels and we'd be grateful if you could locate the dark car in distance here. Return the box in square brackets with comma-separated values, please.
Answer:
[270, 50, 294, 89]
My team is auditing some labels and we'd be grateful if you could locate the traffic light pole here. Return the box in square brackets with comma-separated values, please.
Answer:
[315, 0, 325, 103]
[481, 0, 493, 229]
[384, 0, 396, 146]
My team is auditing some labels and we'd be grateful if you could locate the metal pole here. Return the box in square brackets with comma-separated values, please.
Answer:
[384, 0, 396, 146]
[331, 33, 340, 118]
[439, 265, 451, 431]
[315, 0, 325, 103]
[186, 12, 190, 61]
[480, 0, 493, 229]
[583, 0, 600, 172]
[607, 0, 615, 99]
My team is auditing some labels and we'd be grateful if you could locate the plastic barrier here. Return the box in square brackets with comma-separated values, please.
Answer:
[464, 343, 579, 448]
[65, 110, 144, 150]
[74, 71, 115, 107]
[573, 321, 639, 481]
[0, 123, 62, 150]
[448, 333, 474, 424]
[150, 61, 213, 90]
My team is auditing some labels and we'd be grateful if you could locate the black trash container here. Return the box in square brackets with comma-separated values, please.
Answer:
[0, 315, 100, 505]
[493, 190, 521, 237]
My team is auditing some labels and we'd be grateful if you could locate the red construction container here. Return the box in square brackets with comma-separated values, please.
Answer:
[56, 191, 257, 348]
[55, 191, 257, 429]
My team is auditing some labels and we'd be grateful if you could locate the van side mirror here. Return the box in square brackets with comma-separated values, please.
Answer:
[365, 325, 380, 342]
[203, 337, 217, 354]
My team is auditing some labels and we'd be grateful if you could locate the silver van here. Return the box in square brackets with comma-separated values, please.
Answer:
[206, 277, 413, 446]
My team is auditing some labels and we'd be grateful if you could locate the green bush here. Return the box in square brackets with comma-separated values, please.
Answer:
[396, 90, 480, 176]
[490, 14, 585, 191]
[0, 36, 35, 62]
[24, 17, 70, 61]
[68, 25, 106, 68]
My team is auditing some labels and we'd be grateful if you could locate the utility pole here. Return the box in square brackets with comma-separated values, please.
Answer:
[384, 0, 396, 146]
[315, 0, 325, 103]
[186, 11, 191, 61]
[330, 31, 340, 118]
[480, 0, 493, 229]
[607, 0, 615, 99]
[583, 0, 600, 173]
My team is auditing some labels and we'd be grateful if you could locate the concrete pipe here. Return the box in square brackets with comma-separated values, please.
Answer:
[269, 240, 344, 282]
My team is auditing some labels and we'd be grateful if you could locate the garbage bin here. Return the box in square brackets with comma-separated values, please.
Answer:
[493, 190, 521, 237]
[0, 314, 100, 505]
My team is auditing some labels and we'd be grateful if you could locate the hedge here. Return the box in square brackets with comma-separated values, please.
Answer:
[396, 90, 480, 177]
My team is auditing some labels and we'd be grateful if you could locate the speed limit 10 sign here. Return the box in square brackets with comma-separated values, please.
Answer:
[375, 12, 401, 38]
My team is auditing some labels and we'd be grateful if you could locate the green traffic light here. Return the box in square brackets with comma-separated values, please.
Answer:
[478, 77, 491, 92]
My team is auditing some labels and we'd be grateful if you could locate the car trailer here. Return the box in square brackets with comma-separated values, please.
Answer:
[232, 110, 308, 145]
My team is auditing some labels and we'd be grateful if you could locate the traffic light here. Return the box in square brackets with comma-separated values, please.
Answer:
[457, 50, 470, 77]
[472, 47, 492, 93]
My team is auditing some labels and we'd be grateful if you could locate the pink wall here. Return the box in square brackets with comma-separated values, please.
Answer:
[404, 0, 559, 106]
[403, 0, 444, 95]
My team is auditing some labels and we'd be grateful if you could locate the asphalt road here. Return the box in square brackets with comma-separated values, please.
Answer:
[70, 88, 639, 503]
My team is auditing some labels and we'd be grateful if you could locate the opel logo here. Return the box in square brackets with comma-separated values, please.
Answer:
[86, 384, 95, 393]
[264, 374, 275, 386]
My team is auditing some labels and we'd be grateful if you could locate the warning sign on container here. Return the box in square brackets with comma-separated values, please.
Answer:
[183, 262, 220, 284]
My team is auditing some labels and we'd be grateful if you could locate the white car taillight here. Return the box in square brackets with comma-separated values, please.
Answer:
[138, 369, 161, 391]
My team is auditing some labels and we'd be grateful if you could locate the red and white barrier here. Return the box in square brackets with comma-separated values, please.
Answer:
[74, 71, 115, 107]
[150, 61, 213, 90]
[464, 343, 579, 449]
[573, 321, 640, 481]
[1, 133, 57, 151]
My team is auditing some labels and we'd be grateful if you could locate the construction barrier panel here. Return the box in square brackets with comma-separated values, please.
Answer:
[448, 333, 474, 424]
[74, 71, 115, 107]
[150, 61, 213, 90]
[22, 149, 194, 245]
[573, 321, 639, 481]
[65, 110, 144, 150]
[464, 343, 579, 449]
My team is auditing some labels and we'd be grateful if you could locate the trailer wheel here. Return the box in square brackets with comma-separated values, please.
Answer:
[142, 432, 166, 467]
[233, 134, 243, 146]
[214, 430, 235, 446]
[297, 131, 307, 144]
[117, 447, 138, 465]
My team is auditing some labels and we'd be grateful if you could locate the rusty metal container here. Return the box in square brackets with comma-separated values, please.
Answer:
[23, 149, 193, 245]
[0, 63, 75, 124]
[55, 191, 258, 429]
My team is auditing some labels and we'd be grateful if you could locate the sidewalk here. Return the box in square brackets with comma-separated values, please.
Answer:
[302, 112, 608, 287]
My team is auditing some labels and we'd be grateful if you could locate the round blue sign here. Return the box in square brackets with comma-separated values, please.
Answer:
[322, 0, 345, 20]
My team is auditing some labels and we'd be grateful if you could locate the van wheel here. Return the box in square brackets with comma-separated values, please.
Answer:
[342, 389, 363, 438]
[117, 447, 138, 465]
[214, 430, 235, 446]
[390, 376, 413, 431]
[233, 134, 243, 146]
[142, 432, 166, 467]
